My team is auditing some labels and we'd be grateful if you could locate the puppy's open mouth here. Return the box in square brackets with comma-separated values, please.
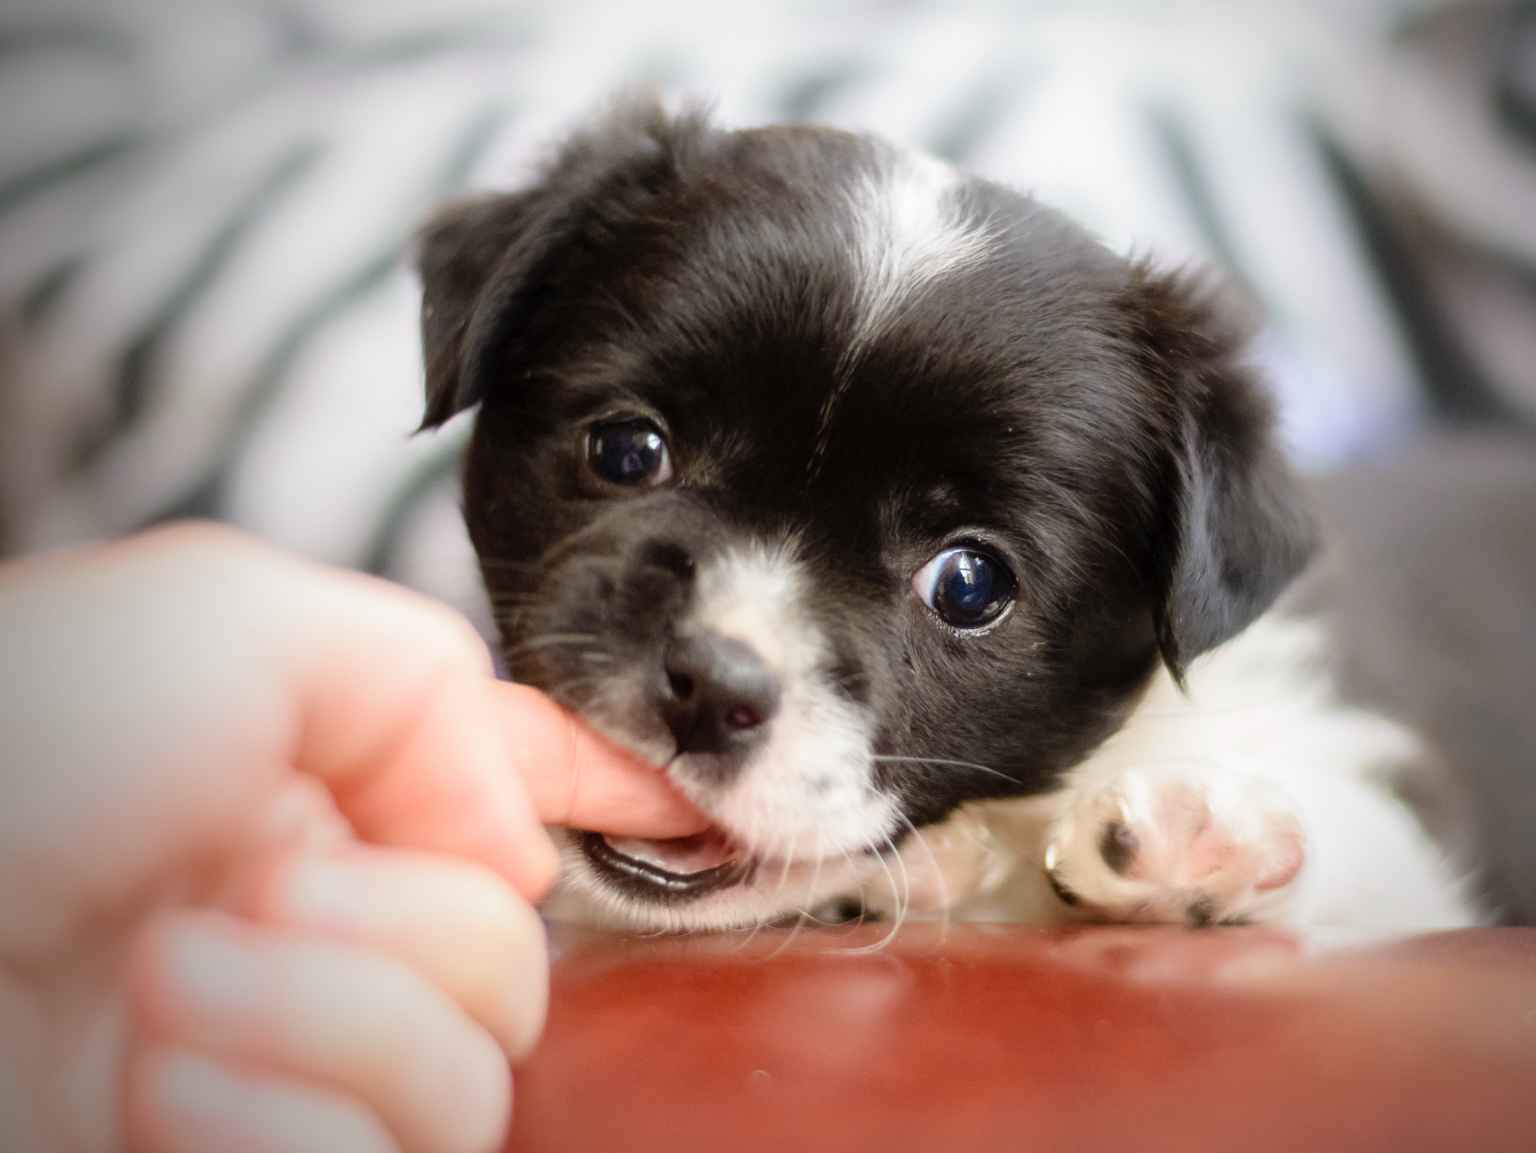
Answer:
[580, 829, 751, 898]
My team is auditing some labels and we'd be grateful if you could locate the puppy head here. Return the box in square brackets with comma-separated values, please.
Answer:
[416, 102, 1313, 929]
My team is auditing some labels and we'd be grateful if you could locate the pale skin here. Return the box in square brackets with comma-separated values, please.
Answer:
[0, 524, 707, 1153]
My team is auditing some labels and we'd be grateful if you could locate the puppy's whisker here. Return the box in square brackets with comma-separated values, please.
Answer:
[892, 830, 913, 934]
[824, 840, 872, 935]
[766, 827, 822, 960]
[482, 585, 542, 601]
[537, 675, 613, 706]
[871, 754, 1015, 786]
[837, 834, 906, 956]
[542, 669, 608, 688]
[476, 555, 544, 571]
[770, 827, 800, 918]
[485, 604, 540, 626]
[870, 835, 910, 953]
[745, 901, 766, 947]
[765, 907, 808, 959]
[730, 810, 771, 950]
[534, 533, 611, 573]
[1127, 699, 1296, 721]
[894, 809, 950, 944]
[737, 825, 801, 952]
[502, 632, 602, 656]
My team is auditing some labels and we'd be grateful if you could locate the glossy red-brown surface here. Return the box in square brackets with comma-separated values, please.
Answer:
[508, 924, 1536, 1152]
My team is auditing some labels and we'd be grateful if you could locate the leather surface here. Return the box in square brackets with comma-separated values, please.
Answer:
[509, 925, 1536, 1152]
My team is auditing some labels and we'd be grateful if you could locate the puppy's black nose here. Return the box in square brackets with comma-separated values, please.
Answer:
[660, 631, 780, 756]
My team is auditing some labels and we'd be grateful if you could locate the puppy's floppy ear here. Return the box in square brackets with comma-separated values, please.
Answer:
[416, 194, 539, 428]
[1126, 264, 1316, 680]
[415, 100, 713, 430]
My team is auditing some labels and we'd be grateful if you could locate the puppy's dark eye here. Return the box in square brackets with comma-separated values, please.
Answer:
[586, 418, 673, 486]
[912, 547, 1016, 630]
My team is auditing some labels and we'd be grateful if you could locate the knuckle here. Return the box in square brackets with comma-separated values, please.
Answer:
[423, 606, 494, 676]
[137, 520, 269, 575]
[462, 861, 542, 938]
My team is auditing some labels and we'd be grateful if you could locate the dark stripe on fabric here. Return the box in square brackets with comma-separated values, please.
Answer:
[430, 100, 518, 199]
[924, 71, 1018, 166]
[0, 133, 145, 221]
[775, 60, 870, 121]
[141, 102, 515, 529]
[0, 18, 126, 64]
[264, 0, 336, 58]
[143, 244, 407, 525]
[335, 18, 532, 69]
[1480, 246, 1536, 302]
[19, 256, 84, 327]
[248, 1, 530, 66]
[1494, 2, 1536, 154]
[1306, 117, 1527, 429]
[1147, 104, 1266, 307]
[68, 141, 323, 475]
[362, 440, 465, 577]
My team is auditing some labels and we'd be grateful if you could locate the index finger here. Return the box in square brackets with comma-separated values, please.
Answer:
[267, 550, 562, 898]
[490, 682, 709, 837]
[272, 544, 705, 896]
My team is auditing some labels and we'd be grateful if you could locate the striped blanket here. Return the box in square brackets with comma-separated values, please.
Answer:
[2, 0, 1533, 632]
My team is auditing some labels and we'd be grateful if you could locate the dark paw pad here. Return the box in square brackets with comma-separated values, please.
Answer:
[1046, 868, 1080, 907]
[818, 897, 869, 924]
[1185, 894, 1218, 928]
[1097, 819, 1139, 876]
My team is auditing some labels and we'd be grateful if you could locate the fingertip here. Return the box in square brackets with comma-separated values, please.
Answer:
[514, 834, 560, 903]
[328, 673, 560, 901]
[491, 682, 704, 838]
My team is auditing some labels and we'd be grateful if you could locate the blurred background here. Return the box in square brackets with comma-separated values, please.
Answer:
[1, 0, 1532, 629]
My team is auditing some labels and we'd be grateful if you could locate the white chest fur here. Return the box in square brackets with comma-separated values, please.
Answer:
[891, 607, 1486, 937]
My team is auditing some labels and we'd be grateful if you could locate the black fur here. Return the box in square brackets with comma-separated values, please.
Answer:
[416, 103, 1313, 843]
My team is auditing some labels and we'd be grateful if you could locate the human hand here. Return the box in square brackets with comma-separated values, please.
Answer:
[0, 523, 704, 1153]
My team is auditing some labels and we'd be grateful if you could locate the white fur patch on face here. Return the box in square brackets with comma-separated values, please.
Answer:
[688, 545, 803, 676]
[842, 150, 993, 359]
[680, 543, 893, 861]
[549, 542, 898, 931]
[806, 150, 993, 481]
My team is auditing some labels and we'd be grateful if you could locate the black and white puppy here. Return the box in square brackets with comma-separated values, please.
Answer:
[416, 103, 1533, 937]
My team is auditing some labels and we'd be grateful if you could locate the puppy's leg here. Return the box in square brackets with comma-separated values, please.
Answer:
[1044, 763, 1297, 926]
[894, 612, 1487, 935]
[1033, 613, 1485, 935]
[1041, 757, 1482, 934]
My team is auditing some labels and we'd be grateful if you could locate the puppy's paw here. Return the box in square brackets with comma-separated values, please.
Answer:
[1044, 766, 1304, 927]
